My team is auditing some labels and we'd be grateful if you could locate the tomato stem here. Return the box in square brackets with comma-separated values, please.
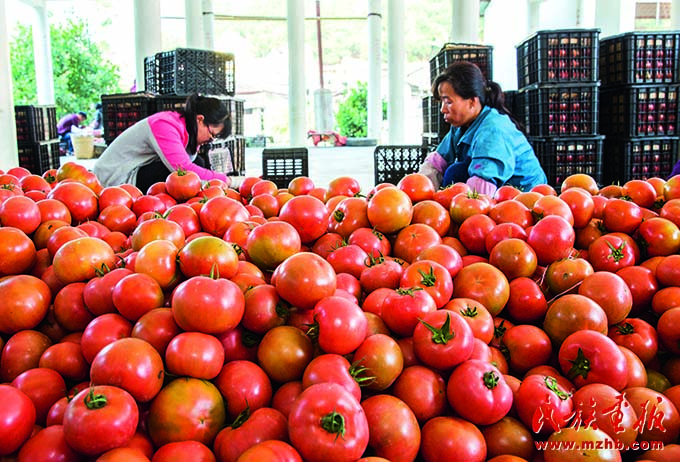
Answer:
[231, 403, 250, 429]
[544, 376, 570, 400]
[566, 348, 591, 381]
[349, 358, 376, 387]
[83, 387, 108, 410]
[418, 312, 454, 345]
[605, 240, 626, 263]
[417, 267, 437, 287]
[320, 410, 346, 440]
[483, 370, 499, 389]
[614, 322, 634, 335]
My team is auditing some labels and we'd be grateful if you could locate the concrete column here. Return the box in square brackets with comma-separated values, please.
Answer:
[134, 0, 162, 92]
[387, 0, 405, 144]
[186, 0, 203, 49]
[287, 0, 306, 146]
[527, 0, 542, 34]
[595, 0, 635, 38]
[672, 0, 680, 30]
[367, 0, 382, 141]
[0, 0, 18, 170]
[451, 0, 480, 43]
[32, 1, 55, 105]
[203, 0, 215, 50]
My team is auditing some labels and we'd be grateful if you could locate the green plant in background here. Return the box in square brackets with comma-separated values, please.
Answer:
[335, 81, 387, 138]
[10, 18, 122, 119]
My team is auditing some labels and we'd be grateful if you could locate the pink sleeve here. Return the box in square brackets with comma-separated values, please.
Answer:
[149, 115, 228, 183]
[466, 176, 497, 196]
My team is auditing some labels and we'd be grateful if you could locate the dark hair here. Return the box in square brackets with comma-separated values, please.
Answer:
[181, 94, 232, 153]
[78, 111, 87, 118]
[432, 61, 525, 134]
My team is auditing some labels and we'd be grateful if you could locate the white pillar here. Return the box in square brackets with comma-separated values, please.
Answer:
[203, 0, 215, 50]
[595, 0, 636, 38]
[451, 0, 480, 43]
[134, 0, 162, 92]
[0, 0, 18, 170]
[387, 0, 405, 144]
[32, 1, 55, 105]
[367, 0, 382, 141]
[527, 0, 542, 34]
[287, 0, 306, 146]
[186, 0, 204, 49]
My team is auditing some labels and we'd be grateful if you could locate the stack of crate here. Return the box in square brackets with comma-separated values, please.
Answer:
[14, 105, 60, 174]
[100, 92, 246, 176]
[422, 43, 494, 153]
[598, 31, 680, 184]
[516, 28, 604, 188]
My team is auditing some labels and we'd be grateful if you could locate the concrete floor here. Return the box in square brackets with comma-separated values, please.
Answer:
[62, 145, 380, 194]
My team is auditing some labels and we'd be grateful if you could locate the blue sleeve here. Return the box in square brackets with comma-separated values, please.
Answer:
[435, 128, 455, 164]
[467, 126, 515, 186]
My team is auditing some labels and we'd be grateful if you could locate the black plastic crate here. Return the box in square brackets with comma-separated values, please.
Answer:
[599, 31, 680, 85]
[374, 145, 428, 185]
[421, 96, 448, 139]
[17, 139, 61, 175]
[145, 48, 236, 96]
[422, 134, 445, 154]
[530, 135, 604, 188]
[503, 90, 520, 118]
[429, 43, 493, 84]
[516, 28, 599, 87]
[517, 82, 599, 137]
[101, 92, 155, 144]
[153, 95, 245, 136]
[600, 84, 679, 138]
[603, 136, 679, 184]
[15, 105, 58, 142]
[198, 135, 246, 176]
[261, 147, 309, 188]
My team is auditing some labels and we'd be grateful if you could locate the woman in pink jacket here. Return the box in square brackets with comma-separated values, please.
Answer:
[94, 94, 240, 193]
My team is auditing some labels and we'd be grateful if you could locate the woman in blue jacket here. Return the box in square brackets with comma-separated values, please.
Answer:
[420, 62, 547, 195]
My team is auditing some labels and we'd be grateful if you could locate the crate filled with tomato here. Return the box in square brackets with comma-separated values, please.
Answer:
[1, 160, 680, 461]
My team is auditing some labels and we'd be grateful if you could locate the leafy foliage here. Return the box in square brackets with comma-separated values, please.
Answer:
[10, 18, 123, 119]
[335, 81, 368, 138]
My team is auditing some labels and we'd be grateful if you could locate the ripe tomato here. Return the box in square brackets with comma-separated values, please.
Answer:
[361, 394, 421, 462]
[449, 190, 493, 225]
[391, 365, 447, 424]
[526, 215, 576, 266]
[0, 274, 52, 335]
[602, 198, 643, 234]
[532, 194, 575, 226]
[608, 318, 658, 366]
[0, 227, 37, 277]
[577, 271, 632, 325]
[488, 199, 534, 228]
[327, 196, 370, 238]
[515, 373, 573, 434]
[412, 309, 474, 370]
[624, 386, 680, 444]
[278, 194, 329, 243]
[411, 199, 451, 236]
[246, 221, 301, 271]
[420, 416, 487, 462]
[0, 330, 52, 382]
[502, 324, 553, 375]
[0, 195, 41, 234]
[588, 233, 639, 272]
[172, 275, 244, 334]
[312, 295, 367, 355]
[47, 181, 99, 223]
[481, 416, 535, 461]
[489, 238, 538, 281]
[257, 325, 313, 383]
[273, 252, 336, 311]
[302, 353, 362, 401]
[367, 186, 414, 235]
[559, 186, 595, 228]
[165, 332, 225, 380]
[543, 293, 608, 346]
[637, 216, 680, 257]
[199, 195, 250, 236]
[16, 424, 83, 461]
[52, 236, 117, 285]
[213, 407, 288, 462]
[352, 333, 404, 391]
[0, 384, 36, 456]
[288, 383, 369, 462]
[452, 262, 510, 316]
[380, 287, 437, 337]
[165, 168, 202, 201]
[147, 377, 226, 448]
[214, 360, 273, 421]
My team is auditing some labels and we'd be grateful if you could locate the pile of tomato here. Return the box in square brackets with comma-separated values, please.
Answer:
[1, 161, 680, 462]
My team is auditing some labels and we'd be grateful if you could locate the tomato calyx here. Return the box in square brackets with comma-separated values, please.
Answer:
[332, 209, 345, 223]
[605, 240, 627, 262]
[348, 359, 376, 387]
[493, 320, 509, 343]
[416, 267, 437, 287]
[241, 329, 262, 348]
[175, 167, 188, 176]
[230, 403, 251, 429]
[320, 409, 347, 441]
[93, 262, 115, 277]
[566, 348, 591, 381]
[418, 312, 454, 345]
[365, 252, 385, 268]
[482, 370, 500, 390]
[459, 305, 479, 319]
[395, 287, 423, 297]
[614, 322, 635, 335]
[653, 197, 665, 210]
[231, 243, 244, 256]
[83, 387, 108, 410]
[544, 376, 570, 400]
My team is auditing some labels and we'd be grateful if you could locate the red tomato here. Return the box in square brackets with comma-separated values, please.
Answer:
[588, 233, 639, 272]
[130, 217, 185, 251]
[412, 309, 474, 370]
[489, 238, 538, 281]
[273, 252, 336, 311]
[351, 333, 404, 391]
[505, 276, 548, 323]
[213, 407, 288, 462]
[367, 186, 414, 235]
[637, 216, 680, 257]
[52, 236, 117, 285]
[449, 190, 493, 225]
[0, 227, 37, 277]
[452, 262, 510, 316]
[147, 377, 226, 448]
[246, 221, 301, 271]
[0, 329, 52, 382]
[165, 332, 224, 380]
[214, 360, 273, 421]
[543, 293, 608, 346]
[411, 199, 451, 236]
[380, 287, 437, 337]
[420, 416, 487, 462]
[447, 359, 513, 425]
[165, 168, 202, 201]
[481, 416, 536, 461]
[656, 254, 680, 287]
[602, 198, 643, 234]
[608, 318, 659, 366]
[0, 274, 52, 335]
[502, 324, 553, 375]
[458, 213, 496, 256]
[312, 295, 367, 355]
[398, 172, 435, 203]
[515, 373, 574, 434]
[131, 308, 182, 358]
[361, 394, 421, 462]
[47, 181, 99, 223]
[0, 195, 41, 234]
[199, 195, 250, 236]
[526, 215, 576, 266]
[278, 194, 329, 243]
[532, 194, 575, 226]
[63, 385, 138, 456]
[577, 271, 633, 325]
[391, 365, 447, 424]
[16, 424, 83, 462]
[80, 313, 133, 364]
[257, 326, 313, 383]
[559, 186, 595, 228]
[327, 196, 370, 238]
[544, 256, 594, 297]
[172, 275, 244, 334]
[151, 441, 215, 462]
[39, 341, 88, 382]
[443, 297, 495, 344]
[288, 383, 369, 462]
[657, 307, 680, 355]
[112, 272, 165, 321]
[623, 386, 680, 444]
[0, 384, 36, 456]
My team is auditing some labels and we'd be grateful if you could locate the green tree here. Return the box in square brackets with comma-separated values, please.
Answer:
[10, 18, 123, 118]
[335, 81, 368, 138]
